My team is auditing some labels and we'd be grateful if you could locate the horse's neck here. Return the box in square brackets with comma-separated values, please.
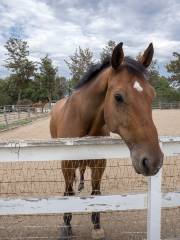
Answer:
[72, 68, 109, 136]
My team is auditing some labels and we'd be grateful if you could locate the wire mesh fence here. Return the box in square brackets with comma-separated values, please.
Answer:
[161, 155, 180, 239]
[0, 105, 50, 131]
[0, 144, 179, 240]
[0, 158, 148, 240]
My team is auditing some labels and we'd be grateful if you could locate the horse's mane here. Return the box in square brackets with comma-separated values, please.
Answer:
[75, 57, 111, 89]
[75, 56, 149, 90]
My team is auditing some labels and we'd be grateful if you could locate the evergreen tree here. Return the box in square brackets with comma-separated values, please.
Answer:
[54, 76, 68, 99]
[65, 46, 93, 87]
[100, 40, 116, 62]
[166, 52, 180, 83]
[148, 60, 160, 86]
[0, 79, 12, 105]
[4, 38, 36, 101]
[39, 55, 57, 104]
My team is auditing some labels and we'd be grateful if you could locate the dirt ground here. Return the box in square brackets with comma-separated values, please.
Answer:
[0, 110, 180, 239]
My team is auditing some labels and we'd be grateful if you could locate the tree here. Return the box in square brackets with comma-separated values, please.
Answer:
[154, 76, 180, 102]
[65, 46, 93, 87]
[166, 52, 180, 83]
[4, 38, 36, 102]
[136, 52, 180, 101]
[54, 76, 68, 99]
[21, 80, 44, 103]
[39, 55, 57, 104]
[148, 60, 160, 86]
[136, 52, 160, 86]
[145, 60, 180, 102]
[100, 40, 116, 62]
[0, 79, 13, 105]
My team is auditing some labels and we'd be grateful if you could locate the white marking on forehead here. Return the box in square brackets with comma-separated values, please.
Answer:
[133, 81, 143, 92]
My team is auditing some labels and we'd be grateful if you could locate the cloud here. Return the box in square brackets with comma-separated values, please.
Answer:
[0, 0, 180, 77]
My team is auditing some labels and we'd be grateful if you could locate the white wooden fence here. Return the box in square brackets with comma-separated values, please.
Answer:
[0, 136, 180, 240]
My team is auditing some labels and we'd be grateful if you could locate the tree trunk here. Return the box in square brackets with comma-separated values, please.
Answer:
[48, 92, 52, 108]
[18, 89, 22, 103]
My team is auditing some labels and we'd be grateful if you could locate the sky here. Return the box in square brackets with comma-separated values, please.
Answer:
[0, 0, 180, 78]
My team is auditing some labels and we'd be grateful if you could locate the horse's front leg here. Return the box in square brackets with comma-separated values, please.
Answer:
[60, 160, 77, 240]
[90, 159, 106, 240]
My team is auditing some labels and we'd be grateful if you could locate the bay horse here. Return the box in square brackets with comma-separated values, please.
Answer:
[50, 43, 163, 240]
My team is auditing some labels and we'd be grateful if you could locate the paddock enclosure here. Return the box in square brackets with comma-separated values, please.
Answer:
[0, 110, 180, 240]
[0, 105, 50, 131]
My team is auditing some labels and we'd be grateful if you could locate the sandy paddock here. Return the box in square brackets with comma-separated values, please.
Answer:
[0, 110, 180, 239]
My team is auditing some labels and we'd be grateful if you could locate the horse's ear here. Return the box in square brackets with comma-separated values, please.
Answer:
[139, 43, 154, 68]
[111, 42, 124, 70]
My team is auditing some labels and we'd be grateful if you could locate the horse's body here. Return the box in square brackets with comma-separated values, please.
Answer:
[50, 43, 163, 239]
[50, 96, 108, 194]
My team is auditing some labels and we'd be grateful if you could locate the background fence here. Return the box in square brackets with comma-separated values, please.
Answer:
[0, 105, 51, 131]
[0, 101, 179, 132]
[0, 136, 179, 239]
[152, 101, 180, 109]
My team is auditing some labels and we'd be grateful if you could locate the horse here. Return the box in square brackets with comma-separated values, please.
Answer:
[50, 42, 163, 240]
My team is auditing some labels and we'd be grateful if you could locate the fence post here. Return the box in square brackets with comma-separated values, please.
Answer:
[27, 106, 31, 119]
[17, 106, 20, 120]
[158, 102, 161, 109]
[147, 163, 162, 239]
[35, 107, 38, 119]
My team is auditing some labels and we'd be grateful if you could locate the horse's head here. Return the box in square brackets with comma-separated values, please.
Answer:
[104, 43, 163, 176]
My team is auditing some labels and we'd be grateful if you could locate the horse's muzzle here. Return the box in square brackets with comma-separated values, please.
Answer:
[130, 145, 164, 176]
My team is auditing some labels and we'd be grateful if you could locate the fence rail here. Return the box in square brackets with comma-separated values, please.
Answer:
[0, 105, 50, 131]
[0, 136, 180, 239]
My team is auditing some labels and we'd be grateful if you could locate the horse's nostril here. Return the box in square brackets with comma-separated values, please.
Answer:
[141, 158, 149, 172]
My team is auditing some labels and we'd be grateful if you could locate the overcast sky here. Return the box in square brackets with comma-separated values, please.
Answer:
[0, 0, 180, 78]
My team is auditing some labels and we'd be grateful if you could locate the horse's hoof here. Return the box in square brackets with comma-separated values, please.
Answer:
[78, 182, 84, 192]
[91, 228, 105, 240]
[59, 225, 73, 240]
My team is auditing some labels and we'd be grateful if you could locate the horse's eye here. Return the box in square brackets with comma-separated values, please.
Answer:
[114, 94, 124, 103]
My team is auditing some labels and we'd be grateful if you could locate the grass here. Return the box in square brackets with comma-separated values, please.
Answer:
[0, 119, 32, 131]
[0, 123, 7, 130]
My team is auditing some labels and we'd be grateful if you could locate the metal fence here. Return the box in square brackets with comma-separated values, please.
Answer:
[0, 136, 179, 240]
[0, 105, 50, 131]
[152, 101, 180, 109]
